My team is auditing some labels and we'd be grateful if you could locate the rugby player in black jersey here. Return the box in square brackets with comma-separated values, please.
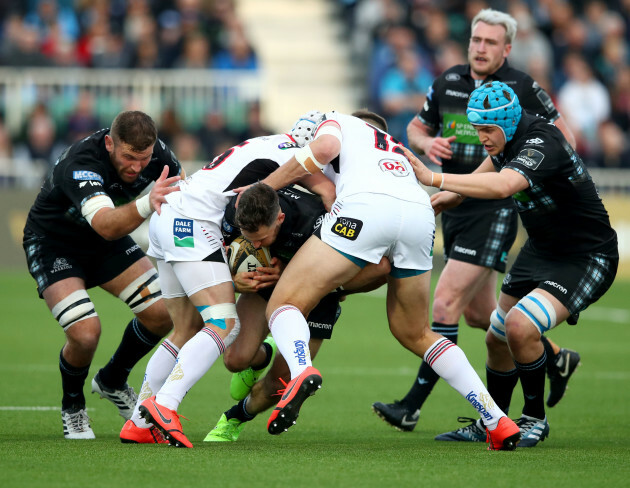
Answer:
[23, 111, 182, 439]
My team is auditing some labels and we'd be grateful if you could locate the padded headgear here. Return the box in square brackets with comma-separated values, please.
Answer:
[290, 110, 323, 147]
[467, 81, 522, 142]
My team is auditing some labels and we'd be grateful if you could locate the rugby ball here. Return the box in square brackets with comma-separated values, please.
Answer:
[227, 236, 272, 274]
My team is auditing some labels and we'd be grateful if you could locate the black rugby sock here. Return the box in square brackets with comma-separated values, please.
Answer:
[402, 323, 458, 409]
[251, 341, 273, 371]
[515, 351, 547, 420]
[99, 318, 162, 389]
[486, 365, 518, 414]
[59, 348, 90, 410]
[225, 398, 256, 422]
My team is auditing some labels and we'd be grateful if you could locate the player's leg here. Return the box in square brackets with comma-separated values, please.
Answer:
[265, 236, 360, 434]
[224, 293, 276, 401]
[386, 272, 519, 450]
[374, 260, 496, 431]
[204, 338, 325, 442]
[93, 256, 171, 420]
[42, 278, 101, 439]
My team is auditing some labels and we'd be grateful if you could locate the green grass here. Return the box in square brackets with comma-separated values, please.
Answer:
[1, 270, 629, 487]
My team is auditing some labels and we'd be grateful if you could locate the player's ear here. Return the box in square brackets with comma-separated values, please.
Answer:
[277, 212, 286, 225]
[105, 134, 114, 153]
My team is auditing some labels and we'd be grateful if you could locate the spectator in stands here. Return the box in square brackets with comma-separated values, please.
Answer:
[212, 28, 258, 71]
[173, 31, 212, 69]
[377, 48, 432, 144]
[508, 2, 553, 76]
[558, 51, 611, 157]
[592, 120, 630, 168]
[196, 110, 236, 158]
[66, 91, 101, 144]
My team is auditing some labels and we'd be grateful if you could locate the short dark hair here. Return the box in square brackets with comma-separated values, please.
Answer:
[110, 111, 157, 151]
[351, 109, 388, 132]
[235, 183, 281, 232]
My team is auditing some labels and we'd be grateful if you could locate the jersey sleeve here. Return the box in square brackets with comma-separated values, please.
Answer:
[58, 156, 110, 213]
[417, 78, 441, 131]
[154, 138, 182, 177]
[221, 194, 240, 244]
[517, 75, 559, 122]
[504, 132, 562, 186]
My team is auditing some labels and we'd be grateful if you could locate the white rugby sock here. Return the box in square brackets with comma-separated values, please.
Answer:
[424, 338, 506, 428]
[156, 327, 225, 411]
[269, 305, 312, 379]
[131, 339, 179, 428]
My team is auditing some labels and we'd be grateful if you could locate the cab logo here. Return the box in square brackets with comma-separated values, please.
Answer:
[332, 217, 362, 241]
[173, 219, 194, 247]
[72, 171, 104, 184]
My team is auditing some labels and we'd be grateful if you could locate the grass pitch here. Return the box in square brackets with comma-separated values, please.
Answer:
[1, 270, 629, 488]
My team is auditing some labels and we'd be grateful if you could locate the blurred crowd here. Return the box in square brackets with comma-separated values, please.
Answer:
[339, 0, 630, 169]
[0, 0, 629, 188]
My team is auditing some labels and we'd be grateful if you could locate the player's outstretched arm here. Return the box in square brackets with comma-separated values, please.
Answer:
[89, 166, 180, 240]
[407, 117, 456, 166]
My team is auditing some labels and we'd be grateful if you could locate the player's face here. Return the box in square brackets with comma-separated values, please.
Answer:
[468, 21, 511, 79]
[105, 135, 154, 184]
[473, 125, 506, 155]
[242, 212, 285, 249]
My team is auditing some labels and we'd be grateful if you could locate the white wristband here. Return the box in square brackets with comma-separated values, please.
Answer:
[135, 194, 153, 219]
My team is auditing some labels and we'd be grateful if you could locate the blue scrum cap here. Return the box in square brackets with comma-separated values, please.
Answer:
[466, 81, 522, 142]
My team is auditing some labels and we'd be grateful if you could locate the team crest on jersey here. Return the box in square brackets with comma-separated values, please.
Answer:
[515, 148, 545, 170]
[72, 171, 104, 184]
[331, 217, 362, 241]
[173, 219, 194, 247]
[379, 158, 409, 177]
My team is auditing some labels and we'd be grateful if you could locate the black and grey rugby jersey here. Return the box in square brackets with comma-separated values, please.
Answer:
[494, 112, 617, 256]
[417, 61, 559, 215]
[24, 129, 181, 247]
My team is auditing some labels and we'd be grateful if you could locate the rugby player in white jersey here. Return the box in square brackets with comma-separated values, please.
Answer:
[122, 114, 334, 447]
[252, 109, 521, 450]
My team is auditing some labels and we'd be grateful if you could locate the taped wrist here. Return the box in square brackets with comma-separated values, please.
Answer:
[135, 194, 153, 219]
[295, 145, 325, 174]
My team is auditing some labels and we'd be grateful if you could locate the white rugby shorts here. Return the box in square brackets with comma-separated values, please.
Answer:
[319, 193, 435, 272]
[147, 204, 226, 263]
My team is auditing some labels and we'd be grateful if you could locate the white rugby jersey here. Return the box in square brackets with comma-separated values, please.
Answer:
[318, 112, 430, 205]
[166, 133, 299, 223]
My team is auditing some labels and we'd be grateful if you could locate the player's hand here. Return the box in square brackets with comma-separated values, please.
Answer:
[150, 165, 181, 215]
[402, 147, 433, 187]
[233, 270, 260, 293]
[425, 135, 456, 166]
[232, 184, 254, 208]
[430, 191, 464, 216]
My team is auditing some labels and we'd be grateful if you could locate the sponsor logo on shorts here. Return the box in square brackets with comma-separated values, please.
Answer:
[73, 171, 104, 184]
[125, 244, 141, 255]
[544, 280, 567, 294]
[453, 245, 476, 256]
[51, 257, 72, 273]
[173, 219, 194, 248]
[293, 340, 308, 366]
[466, 391, 493, 421]
[308, 321, 333, 330]
[515, 148, 545, 170]
[331, 217, 363, 241]
[445, 89, 469, 98]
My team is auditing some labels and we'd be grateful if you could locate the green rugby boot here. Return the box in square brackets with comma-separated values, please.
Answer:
[230, 335, 277, 401]
[203, 414, 245, 442]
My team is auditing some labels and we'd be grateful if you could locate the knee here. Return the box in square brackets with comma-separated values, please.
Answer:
[223, 346, 252, 373]
[66, 323, 101, 353]
[504, 312, 539, 350]
[137, 304, 173, 337]
[463, 307, 491, 330]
